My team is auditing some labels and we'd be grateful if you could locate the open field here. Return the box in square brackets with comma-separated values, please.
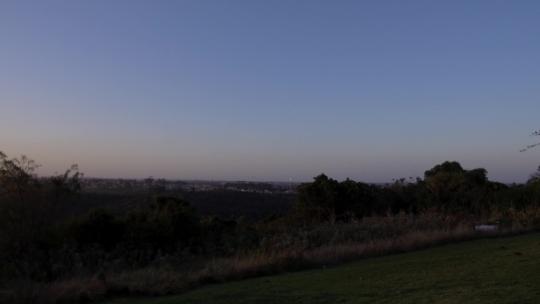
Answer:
[104, 233, 540, 304]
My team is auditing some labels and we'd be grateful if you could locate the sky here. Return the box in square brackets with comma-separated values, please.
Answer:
[1, 0, 539, 182]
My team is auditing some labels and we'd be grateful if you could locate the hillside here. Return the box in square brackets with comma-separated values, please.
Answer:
[105, 233, 540, 304]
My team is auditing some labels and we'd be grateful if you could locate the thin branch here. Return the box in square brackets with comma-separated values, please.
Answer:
[520, 142, 540, 152]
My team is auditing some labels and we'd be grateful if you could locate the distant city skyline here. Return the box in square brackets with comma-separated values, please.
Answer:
[1, 0, 539, 183]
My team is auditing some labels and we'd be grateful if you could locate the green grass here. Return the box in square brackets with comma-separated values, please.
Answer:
[105, 233, 540, 304]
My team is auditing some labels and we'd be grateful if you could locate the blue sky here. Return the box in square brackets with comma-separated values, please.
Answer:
[1, 0, 539, 182]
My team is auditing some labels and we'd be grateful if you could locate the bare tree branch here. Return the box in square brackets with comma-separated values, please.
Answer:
[520, 130, 540, 152]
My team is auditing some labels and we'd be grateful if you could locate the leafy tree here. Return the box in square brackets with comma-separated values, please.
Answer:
[423, 161, 490, 213]
[296, 174, 341, 222]
[296, 174, 378, 222]
[338, 178, 376, 217]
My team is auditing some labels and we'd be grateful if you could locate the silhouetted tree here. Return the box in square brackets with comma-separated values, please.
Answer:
[0, 151, 40, 202]
[296, 174, 379, 222]
[0, 152, 82, 281]
[423, 161, 491, 213]
[296, 174, 341, 222]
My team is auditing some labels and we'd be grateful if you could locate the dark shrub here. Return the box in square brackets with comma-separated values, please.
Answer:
[70, 209, 124, 250]
[124, 196, 200, 253]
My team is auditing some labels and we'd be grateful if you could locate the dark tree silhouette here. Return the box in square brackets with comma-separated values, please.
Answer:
[0, 151, 40, 201]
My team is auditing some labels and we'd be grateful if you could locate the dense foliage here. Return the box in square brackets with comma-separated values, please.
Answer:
[1, 151, 540, 303]
[294, 161, 540, 222]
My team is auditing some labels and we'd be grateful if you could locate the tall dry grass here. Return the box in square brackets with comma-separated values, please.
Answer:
[6, 208, 540, 304]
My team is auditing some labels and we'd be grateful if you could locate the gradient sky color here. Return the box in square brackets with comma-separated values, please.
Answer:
[1, 0, 539, 182]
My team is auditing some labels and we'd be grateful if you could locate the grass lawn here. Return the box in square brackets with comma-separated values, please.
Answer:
[105, 233, 540, 304]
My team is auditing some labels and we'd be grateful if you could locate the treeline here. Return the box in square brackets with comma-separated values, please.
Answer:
[294, 161, 540, 223]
